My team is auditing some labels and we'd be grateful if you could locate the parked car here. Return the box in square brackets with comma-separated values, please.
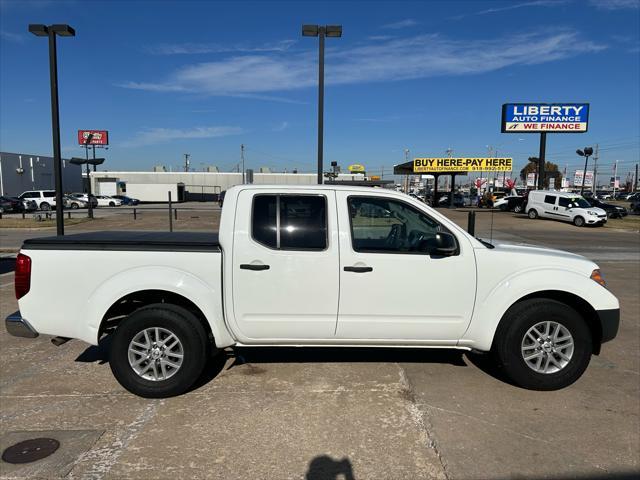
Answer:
[111, 195, 139, 206]
[18, 190, 57, 211]
[526, 190, 607, 227]
[63, 195, 88, 209]
[494, 195, 525, 213]
[437, 193, 465, 208]
[21, 199, 38, 212]
[0, 196, 24, 213]
[6, 185, 619, 397]
[585, 198, 627, 219]
[95, 195, 123, 207]
[70, 193, 98, 208]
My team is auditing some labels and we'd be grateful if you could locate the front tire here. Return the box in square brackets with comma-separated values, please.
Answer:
[573, 216, 585, 227]
[514, 204, 523, 213]
[528, 209, 538, 219]
[71, 203, 79, 209]
[109, 201, 115, 207]
[493, 299, 592, 390]
[109, 304, 210, 398]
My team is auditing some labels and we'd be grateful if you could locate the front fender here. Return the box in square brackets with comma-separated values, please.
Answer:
[84, 266, 234, 347]
[459, 267, 619, 351]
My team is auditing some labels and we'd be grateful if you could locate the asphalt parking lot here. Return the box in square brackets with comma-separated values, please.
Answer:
[1, 207, 638, 479]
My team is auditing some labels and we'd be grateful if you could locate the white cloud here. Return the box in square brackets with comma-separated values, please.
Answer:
[121, 126, 244, 147]
[119, 30, 606, 97]
[272, 121, 289, 132]
[453, 0, 568, 19]
[145, 39, 296, 55]
[588, 0, 639, 9]
[0, 30, 25, 43]
[382, 19, 418, 29]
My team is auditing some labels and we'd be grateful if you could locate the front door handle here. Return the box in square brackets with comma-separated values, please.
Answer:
[240, 264, 270, 271]
[344, 266, 373, 273]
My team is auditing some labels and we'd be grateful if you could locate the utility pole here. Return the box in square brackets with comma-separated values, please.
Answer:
[403, 148, 410, 193]
[635, 163, 639, 192]
[183, 153, 190, 172]
[612, 160, 618, 197]
[592, 143, 599, 191]
[241, 144, 245, 184]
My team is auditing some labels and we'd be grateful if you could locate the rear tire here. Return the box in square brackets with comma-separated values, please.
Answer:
[71, 203, 79, 209]
[493, 299, 592, 390]
[528, 209, 538, 219]
[109, 304, 210, 398]
[514, 205, 523, 213]
[40, 202, 51, 211]
[573, 216, 585, 227]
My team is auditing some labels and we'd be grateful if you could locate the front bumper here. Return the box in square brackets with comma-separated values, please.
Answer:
[5, 311, 39, 338]
[586, 216, 607, 224]
[597, 308, 620, 344]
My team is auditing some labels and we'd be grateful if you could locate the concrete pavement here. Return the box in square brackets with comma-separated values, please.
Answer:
[1, 207, 638, 479]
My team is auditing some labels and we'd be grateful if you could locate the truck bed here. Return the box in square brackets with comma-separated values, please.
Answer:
[22, 231, 220, 252]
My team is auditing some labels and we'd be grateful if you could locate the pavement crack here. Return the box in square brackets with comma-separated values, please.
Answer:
[68, 399, 164, 480]
[397, 363, 449, 480]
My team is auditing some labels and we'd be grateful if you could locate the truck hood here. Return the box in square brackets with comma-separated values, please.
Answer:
[487, 243, 597, 273]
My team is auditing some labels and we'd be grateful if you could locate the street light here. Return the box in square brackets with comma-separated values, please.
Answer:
[576, 147, 594, 195]
[29, 23, 75, 235]
[302, 24, 342, 184]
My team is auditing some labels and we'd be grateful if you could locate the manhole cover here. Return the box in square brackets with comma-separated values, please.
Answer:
[2, 438, 60, 464]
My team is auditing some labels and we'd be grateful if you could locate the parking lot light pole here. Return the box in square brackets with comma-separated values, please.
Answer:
[29, 24, 75, 235]
[576, 147, 593, 195]
[302, 24, 342, 184]
[84, 134, 94, 218]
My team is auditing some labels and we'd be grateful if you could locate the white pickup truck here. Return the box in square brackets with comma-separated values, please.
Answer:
[6, 185, 619, 397]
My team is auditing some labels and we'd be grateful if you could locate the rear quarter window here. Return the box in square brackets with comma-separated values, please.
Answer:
[544, 195, 556, 204]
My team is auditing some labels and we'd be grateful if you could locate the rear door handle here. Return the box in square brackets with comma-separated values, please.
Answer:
[344, 266, 373, 273]
[240, 264, 270, 271]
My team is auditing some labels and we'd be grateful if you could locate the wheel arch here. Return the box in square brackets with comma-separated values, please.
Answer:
[495, 290, 602, 354]
[98, 289, 212, 338]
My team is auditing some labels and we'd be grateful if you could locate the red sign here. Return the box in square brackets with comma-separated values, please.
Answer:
[474, 178, 487, 188]
[78, 130, 109, 145]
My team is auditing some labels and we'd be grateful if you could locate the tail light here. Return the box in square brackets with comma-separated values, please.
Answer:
[15, 253, 31, 299]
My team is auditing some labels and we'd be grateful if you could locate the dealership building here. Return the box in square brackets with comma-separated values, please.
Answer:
[89, 170, 367, 202]
[0, 152, 83, 197]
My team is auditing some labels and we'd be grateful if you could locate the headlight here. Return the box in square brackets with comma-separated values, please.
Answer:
[588, 210, 599, 216]
[590, 269, 606, 287]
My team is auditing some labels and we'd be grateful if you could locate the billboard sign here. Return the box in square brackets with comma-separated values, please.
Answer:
[610, 176, 620, 188]
[348, 164, 365, 173]
[548, 178, 555, 189]
[78, 130, 109, 145]
[501, 103, 589, 133]
[413, 157, 512, 173]
[527, 173, 537, 187]
[573, 170, 594, 187]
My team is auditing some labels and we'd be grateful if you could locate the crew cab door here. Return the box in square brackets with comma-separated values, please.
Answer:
[230, 189, 339, 341]
[335, 192, 476, 343]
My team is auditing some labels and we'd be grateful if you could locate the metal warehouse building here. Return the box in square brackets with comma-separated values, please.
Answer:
[0, 152, 83, 197]
[90, 171, 365, 202]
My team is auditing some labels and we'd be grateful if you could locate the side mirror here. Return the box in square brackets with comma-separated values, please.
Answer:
[420, 232, 457, 256]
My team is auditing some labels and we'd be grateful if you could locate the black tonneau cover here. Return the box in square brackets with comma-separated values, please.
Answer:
[23, 231, 220, 252]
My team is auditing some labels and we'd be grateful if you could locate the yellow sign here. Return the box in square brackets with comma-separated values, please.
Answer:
[348, 164, 366, 173]
[370, 175, 381, 180]
[413, 158, 512, 173]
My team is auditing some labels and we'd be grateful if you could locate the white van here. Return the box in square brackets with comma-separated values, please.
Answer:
[526, 191, 607, 227]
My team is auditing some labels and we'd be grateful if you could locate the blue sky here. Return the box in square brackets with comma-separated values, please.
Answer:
[1, 0, 639, 180]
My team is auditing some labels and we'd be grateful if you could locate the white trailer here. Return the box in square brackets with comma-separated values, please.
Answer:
[124, 183, 184, 202]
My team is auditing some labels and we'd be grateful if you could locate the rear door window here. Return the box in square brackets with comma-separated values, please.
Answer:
[544, 195, 556, 204]
[252, 194, 327, 251]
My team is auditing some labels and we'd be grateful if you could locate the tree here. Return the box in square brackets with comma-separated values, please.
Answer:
[520, 157, 563, 189]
